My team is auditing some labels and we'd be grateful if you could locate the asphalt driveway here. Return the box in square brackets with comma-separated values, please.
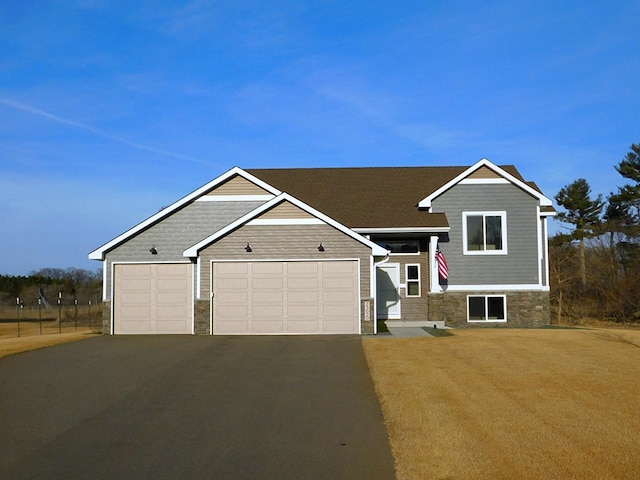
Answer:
[0, 335, 395, 480]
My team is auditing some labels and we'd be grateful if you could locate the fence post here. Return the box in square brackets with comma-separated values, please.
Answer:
[58, 292, 62, 334]
[16, 297, 21, 337]
[38, 297, 43, 335]
[74, 299, 78, 330]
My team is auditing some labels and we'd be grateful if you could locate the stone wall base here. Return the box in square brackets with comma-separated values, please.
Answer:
[429, 290, 550, 328]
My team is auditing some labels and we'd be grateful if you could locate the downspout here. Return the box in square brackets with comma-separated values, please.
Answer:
[372, 253, 391, 334]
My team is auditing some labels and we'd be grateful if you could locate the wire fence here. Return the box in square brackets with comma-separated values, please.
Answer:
[0, 301, 103, 338]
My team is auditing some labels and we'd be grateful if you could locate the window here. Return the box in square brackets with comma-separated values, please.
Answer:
[376, 240, 420, 254]
[467, 295, 506, 322]
[463, 212, 507, 254]
[405, 264, 420, 297]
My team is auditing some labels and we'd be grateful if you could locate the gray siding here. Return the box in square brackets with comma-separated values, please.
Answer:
[198, 224, 372, 306]
[432, 184, 539, 285]
[103, 201, 265, 299]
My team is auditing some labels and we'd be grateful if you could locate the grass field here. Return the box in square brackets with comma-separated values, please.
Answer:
[363, 328, 640, 480]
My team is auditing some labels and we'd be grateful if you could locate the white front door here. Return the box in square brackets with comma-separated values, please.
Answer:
[376, 263, 400, 319]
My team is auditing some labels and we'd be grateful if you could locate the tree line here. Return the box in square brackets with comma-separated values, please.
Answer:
[0, 267, 102, 308]
[552, 143, 640, 325]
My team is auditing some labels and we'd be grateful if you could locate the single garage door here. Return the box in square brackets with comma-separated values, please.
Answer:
[113, 263, 193, 334]
[213, 261, 359, 334]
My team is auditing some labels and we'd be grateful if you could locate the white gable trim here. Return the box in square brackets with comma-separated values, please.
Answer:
[418, 158, 553, 211]
[88, 167, 282, 260]
[183, 193, 389, 257]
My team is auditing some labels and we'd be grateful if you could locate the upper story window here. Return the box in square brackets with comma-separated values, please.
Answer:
[376, 240, 420, 255]
[462, 211, 507, 255]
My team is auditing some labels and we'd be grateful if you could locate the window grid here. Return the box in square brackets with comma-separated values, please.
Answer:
[405, 264, 421, 297]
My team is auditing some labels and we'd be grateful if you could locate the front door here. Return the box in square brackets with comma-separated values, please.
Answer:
[376, 264, 400, 319]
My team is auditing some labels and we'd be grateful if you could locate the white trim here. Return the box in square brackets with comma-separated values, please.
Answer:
[196, 256, 202, 300]
[88, 167, 281, 260]
[354, 226, 450, 234]
[247, 218, 325, 226]
[462, 211, 508, 255]
[209, 260, 213, 335]
[102, 260, 108, 301]
[467, 294, 507, 323]
[429, 236, 442, 293]
[445, 284, 549, 291]
[196, 194, 275, 202]
[405, 263, 421, 297]
[184, 193, 389, 257]
[459, 178, 509, 185]
[540, 210, 557, 217]
[418, 158, 553, 210]
[537, 206, 543, 287]
[376, 262, 401, 320]
[543, 216, 550, 288]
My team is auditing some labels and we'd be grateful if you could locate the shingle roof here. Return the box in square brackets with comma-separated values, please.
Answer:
[247, 165, 535, 230]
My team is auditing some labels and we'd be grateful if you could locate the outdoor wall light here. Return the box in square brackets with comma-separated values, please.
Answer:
[317, 243, 325, 252]
[245, 243, 252, 252]
[150, 246, 158, 255]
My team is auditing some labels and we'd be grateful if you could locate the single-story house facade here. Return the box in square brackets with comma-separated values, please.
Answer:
[89, 158, 555, 335]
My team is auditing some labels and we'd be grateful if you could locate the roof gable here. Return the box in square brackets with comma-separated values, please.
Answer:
[183, 193, 388, 257]
[88, 167, 281, 260]
[417, 158, 553, 210]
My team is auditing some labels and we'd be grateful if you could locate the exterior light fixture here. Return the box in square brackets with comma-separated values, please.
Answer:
[317, 243, 325, 252]
[150, 246, 158, 255]
[245, 243, 252, 252]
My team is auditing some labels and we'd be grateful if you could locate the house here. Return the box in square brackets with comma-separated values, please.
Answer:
[88, 158, 555, 335]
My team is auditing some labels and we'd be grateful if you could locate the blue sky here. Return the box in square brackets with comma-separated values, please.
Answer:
[1, 1, 639, 275]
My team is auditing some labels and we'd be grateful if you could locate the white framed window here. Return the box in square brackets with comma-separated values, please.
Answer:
[467, 295, 507, 322]
[405, 264, 421, 297]
[462, 211, 507, 255]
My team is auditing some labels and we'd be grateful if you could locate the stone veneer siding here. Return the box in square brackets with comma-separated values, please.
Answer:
[101, 301, 111, 334]
[195, 300, 209, 335]
[429, 290, 550, 328]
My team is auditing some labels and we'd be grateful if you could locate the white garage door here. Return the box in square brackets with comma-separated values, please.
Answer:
[114, 263, 193, 334]
[212, 261, 359, 334]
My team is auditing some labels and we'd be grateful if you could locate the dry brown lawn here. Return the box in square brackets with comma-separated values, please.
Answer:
[364, 328, 640, 480]
[0, 322, 96, 359]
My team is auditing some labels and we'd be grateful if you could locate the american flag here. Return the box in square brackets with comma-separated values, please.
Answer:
[436, 245, 449, 280]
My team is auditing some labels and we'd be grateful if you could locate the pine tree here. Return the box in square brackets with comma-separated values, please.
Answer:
[555, 178, 603, 287]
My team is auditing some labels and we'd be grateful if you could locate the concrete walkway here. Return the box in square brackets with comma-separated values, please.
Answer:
[386, 326, 434, 337]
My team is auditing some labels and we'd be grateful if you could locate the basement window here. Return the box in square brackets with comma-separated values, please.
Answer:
[467, 295, 506, 322]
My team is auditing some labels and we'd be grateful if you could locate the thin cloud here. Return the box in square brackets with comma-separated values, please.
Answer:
[0, 97, 214, 166]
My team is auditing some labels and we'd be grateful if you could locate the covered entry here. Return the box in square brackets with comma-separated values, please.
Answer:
[212, 260, 360, 334]
[113, 263, 193, 334]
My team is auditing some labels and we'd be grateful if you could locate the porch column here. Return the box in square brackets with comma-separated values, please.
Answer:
[429, 235, 442, 293]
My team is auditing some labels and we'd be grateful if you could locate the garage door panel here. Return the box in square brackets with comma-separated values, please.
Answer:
[323, 319, 355, 333]
[287, 319, 320, 333]
[114, 263, 192, 335]
[287, 291, 318, 303]
[322, 276, 354, 289]
[213, 260, 359, 334]
[287, 277, 318, 290]
[252, 319, 285, 333]
[253, 262, 284, 274]
[253, 305, 284, 317]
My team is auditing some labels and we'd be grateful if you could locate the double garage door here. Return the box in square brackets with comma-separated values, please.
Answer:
[213, 260, 360, 334]
[113, 261, 360, 335]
